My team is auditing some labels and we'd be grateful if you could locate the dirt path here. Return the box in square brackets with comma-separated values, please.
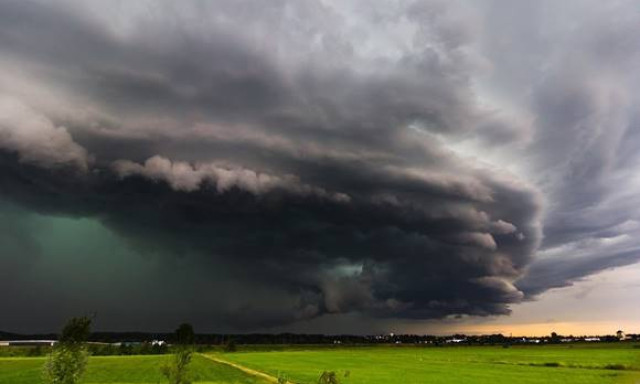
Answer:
[199, 353, 295, 384]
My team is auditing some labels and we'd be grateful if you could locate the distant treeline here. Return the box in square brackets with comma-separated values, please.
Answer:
[3, 331, 639, 346]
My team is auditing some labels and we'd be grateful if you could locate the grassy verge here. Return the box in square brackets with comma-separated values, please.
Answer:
[0, 354, 271, 384]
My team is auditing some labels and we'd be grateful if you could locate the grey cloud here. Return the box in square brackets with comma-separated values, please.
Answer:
[0, 97, 89, 170]
[0, 145, 541, 329]
[113, 155, 350, 202]
[513, 0, 640, 295]
[0, 0, 639, 332]
[0, 201, 42, 280]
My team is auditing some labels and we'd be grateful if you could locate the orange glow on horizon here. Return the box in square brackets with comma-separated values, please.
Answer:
[451, 321, 640, 337]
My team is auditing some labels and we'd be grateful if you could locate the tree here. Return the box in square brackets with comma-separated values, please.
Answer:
[161, 323, 195, 384]
[44, 316, 92, 384]
[175, 323, 195, 345]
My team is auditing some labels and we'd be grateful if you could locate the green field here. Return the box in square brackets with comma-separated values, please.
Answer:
[214, 343, 640, 384]
[1, 344, 639, 384]
[0, 354, 269, 384]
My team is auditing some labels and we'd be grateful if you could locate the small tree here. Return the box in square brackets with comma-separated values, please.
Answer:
[175, 323, 195, 345]
[44, 316, 92, 384]
[162, 323, 195, 384]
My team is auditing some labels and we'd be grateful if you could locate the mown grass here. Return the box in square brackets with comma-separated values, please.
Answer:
[214, 343, 640, 384]
[0, 354, 270, 384]
[2, 343, 639, 384]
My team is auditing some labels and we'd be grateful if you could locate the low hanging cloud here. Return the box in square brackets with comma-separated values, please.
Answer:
[0, 0, 639, 331]
[0, 97, 89, 171]
[113, 155, 350, 202]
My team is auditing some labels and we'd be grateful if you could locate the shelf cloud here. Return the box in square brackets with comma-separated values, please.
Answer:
[1, 0, 639, 331]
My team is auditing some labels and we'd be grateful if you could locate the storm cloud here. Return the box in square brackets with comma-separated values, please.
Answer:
[0, 0, 639, 332]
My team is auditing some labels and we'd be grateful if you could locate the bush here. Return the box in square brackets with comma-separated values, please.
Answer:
[44, 345, 89, 384]
[224, 339, 237, 353]
[277, 372, 289, 384]
[161, 348, 193, 384]
[44, 316, 92, 384]
[161, 323, 195, 384]
[28, 346, 45, 357]
[318, 371, 340, 384]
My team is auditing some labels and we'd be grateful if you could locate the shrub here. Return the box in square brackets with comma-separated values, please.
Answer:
[44, 316, 92, 384]
[277, 372, 289, 383]
[161, 348, 193, 384]
[28, 346, 44, 357]
[224, 339, 237, 353]
[318, 371, 340, 384]
[161, 323, 195, 384]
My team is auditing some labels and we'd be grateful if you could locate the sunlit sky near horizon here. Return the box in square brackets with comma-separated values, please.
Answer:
[1, 0, 639, 335]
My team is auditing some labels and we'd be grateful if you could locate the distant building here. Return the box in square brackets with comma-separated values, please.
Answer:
[0, 340, 56, 346]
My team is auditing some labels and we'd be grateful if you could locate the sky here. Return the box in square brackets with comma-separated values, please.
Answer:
[0, 0, 639, 335]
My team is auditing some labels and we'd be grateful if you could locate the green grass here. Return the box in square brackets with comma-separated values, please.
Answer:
[213, 343, 640, 384]
[3, 344, 639, 384]
[0, 354, 270, 384]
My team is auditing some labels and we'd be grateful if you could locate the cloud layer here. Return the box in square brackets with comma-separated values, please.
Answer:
[1, 0, 639, 331]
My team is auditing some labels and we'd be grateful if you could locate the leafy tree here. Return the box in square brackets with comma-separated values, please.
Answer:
[175, 323, 195, 345]
[44, 316, 92, 384]
[59, 317, 92, 344]
[162, 323, 195, 384]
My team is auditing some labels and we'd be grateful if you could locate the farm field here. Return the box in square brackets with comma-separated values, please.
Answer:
[1, 343, 639, 383]
[213, 343, 640, 384]
[0, 354, 270, 384]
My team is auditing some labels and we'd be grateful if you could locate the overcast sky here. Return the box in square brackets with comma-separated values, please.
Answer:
[1, 0, 639, 335]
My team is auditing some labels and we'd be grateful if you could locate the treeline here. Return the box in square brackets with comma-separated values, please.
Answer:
[0, 342, 204, 357]
[4, 331, 638, 347]
[18, 317, 198, 384]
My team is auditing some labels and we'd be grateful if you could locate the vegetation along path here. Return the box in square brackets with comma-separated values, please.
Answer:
[200, 353, 296, 384]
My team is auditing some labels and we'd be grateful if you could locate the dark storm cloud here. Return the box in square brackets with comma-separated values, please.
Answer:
[0, 201, 42, 284]
[0, 147, 540, 328]
[0, 0, 639, 331]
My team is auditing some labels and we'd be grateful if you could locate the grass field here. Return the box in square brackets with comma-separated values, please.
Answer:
[1, 344, 639, 383]
[0, 354, 270, 384]
[213, 343, 640, 384]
